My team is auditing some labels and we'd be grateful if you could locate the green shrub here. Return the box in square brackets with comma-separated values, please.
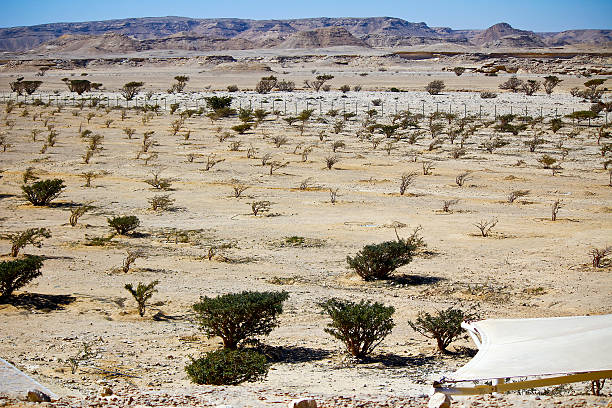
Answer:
[124, 280, 159, 317]
[0, 256, 44, 300]
[347, 240, 417, 281]
[107, 216, 140, 235]
[205, 96, 233, 111]
[192, 290, 289, 349]
[185, 349, 269, 385]
[231, 123, 252, 134]
[408, 307, 477, 353]
[22, 179, 65, 206]
[2, 228, 51, 257]
[320, 298, 395, 358]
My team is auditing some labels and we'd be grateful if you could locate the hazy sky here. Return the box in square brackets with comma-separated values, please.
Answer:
[1, 0, 611, 31]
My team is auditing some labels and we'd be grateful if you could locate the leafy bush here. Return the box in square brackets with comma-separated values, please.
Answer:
[2, 228, 51, 257]
[320, 298, 395, 358]
[408, 307, 477, 352]
[22, 179, 65, 206]
[124, 280, 159, 317]
[192, 290, 289, 349]
[0, 256, 43, 300]
[107, 216, 140, 235]
[425, 80, 445, 95]
[205, 96, 233, 111]
[121, 81, 144, 100]
[185, 349, 269, 385]
[347, 239, 418, 281]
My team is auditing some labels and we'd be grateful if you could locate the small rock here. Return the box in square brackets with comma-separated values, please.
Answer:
[428, 392, 451, 408]
[27, 390, 51, 402]
[289, 398, 317, 408]
[101, 387, 113, 396]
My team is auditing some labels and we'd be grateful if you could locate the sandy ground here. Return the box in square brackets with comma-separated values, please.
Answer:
[0, 57, 611, 407]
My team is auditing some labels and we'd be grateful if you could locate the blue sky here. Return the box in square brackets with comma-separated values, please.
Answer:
[1, 0, 611, 31]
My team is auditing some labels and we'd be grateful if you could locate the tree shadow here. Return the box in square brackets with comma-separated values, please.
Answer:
[152, 310, 185, 321]
[4, 292, 76, 311]
[49, 201, 81, 209]
[390, 274, 445, 286]
[255, 344, 332, 363]
[369, 353, 437, 368]
[0, 193, 16, 200]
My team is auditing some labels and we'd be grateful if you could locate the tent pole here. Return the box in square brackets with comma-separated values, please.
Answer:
[434, 370, 612, 396]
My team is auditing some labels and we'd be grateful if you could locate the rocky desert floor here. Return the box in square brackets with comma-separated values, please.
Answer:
[0, 57, 611, 407]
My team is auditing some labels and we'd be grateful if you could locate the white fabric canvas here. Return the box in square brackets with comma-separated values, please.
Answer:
[451, 314, 612, 381]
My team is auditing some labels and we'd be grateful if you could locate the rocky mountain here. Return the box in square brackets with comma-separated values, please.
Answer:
[278, 27, 367, 49]
[540, 29, 612, 46]
[0, 17, 609, 53]
[471, 22, 546, 47]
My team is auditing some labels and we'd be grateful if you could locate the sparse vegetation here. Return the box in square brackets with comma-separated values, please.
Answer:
[107, 216, 140, 235]
[192, 290, 289, 349]
[425, 80, 445, 95]
[2, 228, 51, 257]
[185, 349, 269, 385]
[474, 218, 498, 237]
[347, 231, 423, 281]
[0, 256, 44, 300]
[589, 246, 610, 268]
[320, 298, 395, 358]
[22, 179, 65, 206]
[409, 307, 476, 353]
[124, 280, 159, 316]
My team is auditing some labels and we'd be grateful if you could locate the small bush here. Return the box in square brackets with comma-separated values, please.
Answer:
[474, 218, 498, 237]
[426, 80, 445, 95]
[192, 290, 289, 349]
[453, 67, 466, 76]
[347, 239, 419, 281]
[205, 96, 233, 111]
[479, 91, 497, 99]
[185, 349, 269, 385]
[149, 194, 174, 211]
[2, 228, 51, 257]
[107, 216, 140, 235]
[320, 298, 395, 358]
[409, 307, 476, 353]
[22, 179, 65, 206]
[124, 280, 158, 317]
[590, 246, 611, 268]
[480, 91, 497, 99]
[0, 256, 43, 300]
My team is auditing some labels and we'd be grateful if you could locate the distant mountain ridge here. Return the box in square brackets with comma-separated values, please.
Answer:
[0, 16, 610, 53]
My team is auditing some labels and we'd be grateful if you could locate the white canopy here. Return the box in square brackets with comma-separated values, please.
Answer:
[450, 314, 612, 382]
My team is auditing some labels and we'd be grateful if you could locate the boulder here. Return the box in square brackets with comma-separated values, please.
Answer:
[428, 392, 451, 408]
[289, 398, 317, 408]
[26, 390, 51, 402]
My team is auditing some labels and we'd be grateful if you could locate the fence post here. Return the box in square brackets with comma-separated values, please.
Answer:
[381, 102, 384, 116]
[422, 101, 425, 116]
